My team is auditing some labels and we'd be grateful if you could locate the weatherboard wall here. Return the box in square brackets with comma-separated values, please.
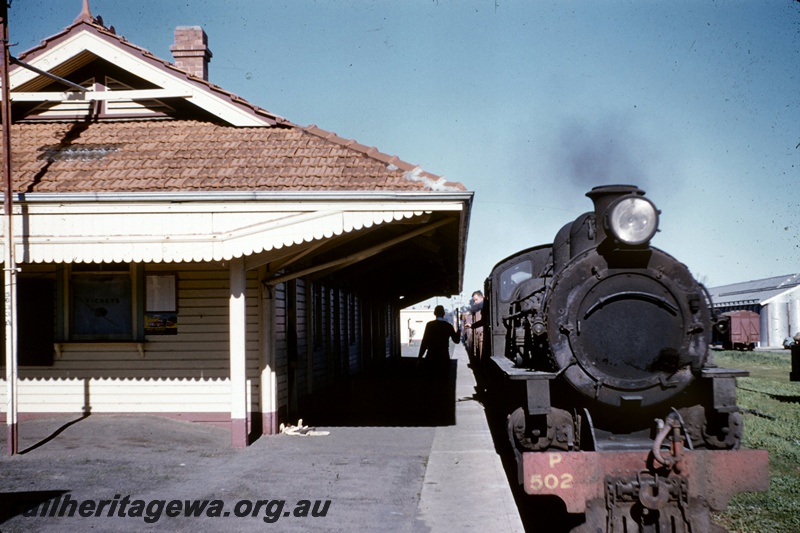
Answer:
[0, 264, 262, 423]
[1, 260, 398, 428]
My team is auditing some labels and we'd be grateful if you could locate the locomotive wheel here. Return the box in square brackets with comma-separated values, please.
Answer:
[508, 407, 577, 452]
[508, 407, 557, 452]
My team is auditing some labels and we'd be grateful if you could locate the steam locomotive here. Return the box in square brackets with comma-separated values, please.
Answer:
[476, 185, 768, 532]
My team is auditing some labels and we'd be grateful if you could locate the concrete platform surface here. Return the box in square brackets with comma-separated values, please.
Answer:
[0, 344, 523, 532]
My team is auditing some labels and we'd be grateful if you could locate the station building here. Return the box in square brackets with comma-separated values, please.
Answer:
[0, 2, 472, 446]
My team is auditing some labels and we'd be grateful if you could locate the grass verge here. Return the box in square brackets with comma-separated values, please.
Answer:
[712, 349, 800, 533]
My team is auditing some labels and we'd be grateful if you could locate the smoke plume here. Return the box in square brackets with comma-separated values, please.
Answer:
[551, 115, 656, 192]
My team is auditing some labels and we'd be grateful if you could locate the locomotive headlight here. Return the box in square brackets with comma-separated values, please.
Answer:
[606, 196, 659, 245]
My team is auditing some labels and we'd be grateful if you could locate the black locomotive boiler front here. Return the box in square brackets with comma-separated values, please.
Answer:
[479, 185, 768, 532]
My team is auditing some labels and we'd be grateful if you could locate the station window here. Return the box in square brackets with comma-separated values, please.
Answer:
[65, 263, 144, 341]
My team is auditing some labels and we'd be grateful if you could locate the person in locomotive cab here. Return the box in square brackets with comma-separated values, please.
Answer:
[417, 305, 460, 378]
[464, 291, 485, 363]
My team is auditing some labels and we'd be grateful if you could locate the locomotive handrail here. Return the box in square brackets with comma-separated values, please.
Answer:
[699, 282, 715, 310]
[582, 291, 678, 319]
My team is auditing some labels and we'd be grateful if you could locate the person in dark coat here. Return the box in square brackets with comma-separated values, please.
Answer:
[417, 305, 460, 378]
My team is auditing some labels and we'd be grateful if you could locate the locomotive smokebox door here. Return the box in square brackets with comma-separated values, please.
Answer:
[546, 255, 710, 409]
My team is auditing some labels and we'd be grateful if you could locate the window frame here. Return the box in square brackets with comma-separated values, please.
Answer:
[59, 263, 144, 342]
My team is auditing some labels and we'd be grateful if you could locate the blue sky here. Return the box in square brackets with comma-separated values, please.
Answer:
[11, 0, 800, 295]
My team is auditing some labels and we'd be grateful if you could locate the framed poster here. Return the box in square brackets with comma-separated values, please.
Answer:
[145, 274, 177, 335]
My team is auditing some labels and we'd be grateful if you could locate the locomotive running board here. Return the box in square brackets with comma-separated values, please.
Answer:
[489, 355, 557, 415]
[521, 448, 769, 514]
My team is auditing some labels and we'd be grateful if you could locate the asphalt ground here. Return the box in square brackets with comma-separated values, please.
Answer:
[0, 344, 524, 532]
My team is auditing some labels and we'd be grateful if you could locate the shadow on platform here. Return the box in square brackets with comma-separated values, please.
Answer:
[297, 357, 457, 427]
[0, 490, 70, 524]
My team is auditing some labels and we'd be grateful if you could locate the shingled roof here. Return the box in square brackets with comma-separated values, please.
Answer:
[10, 120, 464, 193]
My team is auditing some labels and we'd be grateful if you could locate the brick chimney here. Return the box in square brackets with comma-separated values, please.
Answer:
[170, 26, 213, 80]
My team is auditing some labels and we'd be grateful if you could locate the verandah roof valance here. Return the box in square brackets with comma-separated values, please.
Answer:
[0, 193, 468, 265]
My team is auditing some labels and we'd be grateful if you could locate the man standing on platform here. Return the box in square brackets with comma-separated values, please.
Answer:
[417, 305, 460, 379]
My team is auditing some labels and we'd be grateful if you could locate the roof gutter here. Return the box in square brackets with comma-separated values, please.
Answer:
[16, 190, 474, 204]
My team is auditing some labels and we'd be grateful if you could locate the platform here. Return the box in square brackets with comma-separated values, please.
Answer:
[0, 344, 523, 532]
